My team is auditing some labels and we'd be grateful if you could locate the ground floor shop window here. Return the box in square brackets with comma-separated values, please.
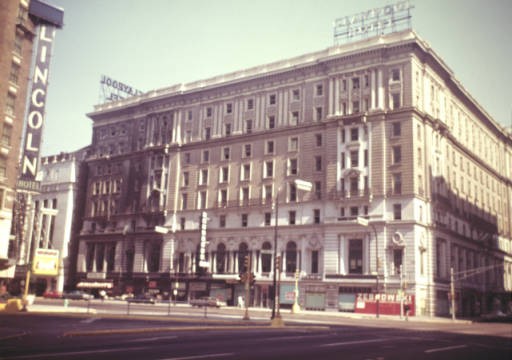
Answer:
[349, 239, 363, 274]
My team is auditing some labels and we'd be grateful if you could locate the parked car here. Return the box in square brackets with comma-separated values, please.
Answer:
[190, 296, 227, 308]
[43, 290, 63, 299]
[126, 293, 158, 304]
[62, 290, 93, 300]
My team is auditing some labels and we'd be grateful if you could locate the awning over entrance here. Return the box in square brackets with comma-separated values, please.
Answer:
[76, 281, 113, 289]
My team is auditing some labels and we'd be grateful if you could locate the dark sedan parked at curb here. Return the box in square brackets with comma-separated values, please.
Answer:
[190, 296, 227, 308]
[126, 294, 158, 304]
[62, 290, 93, 300]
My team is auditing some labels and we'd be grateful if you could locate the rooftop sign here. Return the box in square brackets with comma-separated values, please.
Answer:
[333, 1, 413, 45]
[99, 75, 143, 103]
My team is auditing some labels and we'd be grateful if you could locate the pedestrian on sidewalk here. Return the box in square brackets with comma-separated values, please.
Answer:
[404, 301, 410, 321]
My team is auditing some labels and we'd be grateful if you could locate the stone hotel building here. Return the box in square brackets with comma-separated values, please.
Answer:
[76, 30, 512, 317]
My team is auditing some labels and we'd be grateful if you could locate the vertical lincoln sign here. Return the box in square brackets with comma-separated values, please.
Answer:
[17, 25, 56, 192]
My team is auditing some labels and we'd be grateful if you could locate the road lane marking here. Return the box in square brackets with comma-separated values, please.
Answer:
[2, 346, 149, 359]
[158, 353, 234, 360]
[80, 317, 98, 323]
[319, 338, 389, 347]
[424, 344, 467, 353]
[130, 335, 178, 342]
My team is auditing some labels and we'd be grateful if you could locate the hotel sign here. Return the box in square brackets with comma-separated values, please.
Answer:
[333, 1, 413, 45]
[18, 25, 56, 192]
[100, 75, 143, 102]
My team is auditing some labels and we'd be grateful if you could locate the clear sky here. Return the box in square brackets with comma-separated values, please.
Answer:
[41, 0, 512, 156]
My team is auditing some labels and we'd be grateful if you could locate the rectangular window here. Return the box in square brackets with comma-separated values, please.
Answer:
[1, 125, 12, 146]
[183, 172, 189, 186]
[313, 209, 320, 224]
[348, 239, 363, 274]
[315, 134, 322, 147]
[393, 173, 402, 194]
[200, 169, 208, 185]
[289, 183, 297, 202]
[204, 127, 211, 140]
[221, 166, 229, 182]
[241, 214, 248, 227]
[225, 123, 232, 136]
[269, 94, 276, 105]
[245, 119, 252, 134]
[352, 77, 360, 89]
[315, 107, 323, 121]
[391, 69, 400, 81]
[341, 129, 346, 143]
[265, 161, 273, 178]
[393, 204, 402, 220]
[392, 122, 401, 137]
[5, 93, 15, 115]
[9, 62, 20, 84]
[264, 185, 273, 203]
[241, 187, 249, 205]
[264, 212, 271, 226]
[350, 128, 359, 141]
[244, 143, 252, 157]
[266, 140, 274, 154]
[242, 164, 251, 180]
[220, 189, 227, 207]
[199, 191, 207, 209]
[352, 101, 360, 113]
[180, 217, 186, 230]
[181, 193, 188, 210]
[350, 150, 359, 168]
[289, 211, 296, 225]
[289, 158, 298, 175]
[219, 214, 226, 228]
[187, 110, 193, 121]
[223, 147, 230, 160]
[392, 93, 401, 109]
[315, 181, 322, 200]
[316, 84, 323, 96]
[247, 98, 254, 110]
[350, 177, 359, 196]
[289, 137, 298, 151]
[292, 89, 300, 101]
[206, 107, 212, 117]
[341, 152, 346, 169]
[226, 103, 232, 114]
[364, 150, 368, 167]
[315, 156, 322, 171]
[311, 250, 319, 274]
[392, 146, 401, 164]
[203, 150, 210, 163]
[291, 111, 299, 126]
[268, 116, 275, 129]
[350, 206, 359, 217]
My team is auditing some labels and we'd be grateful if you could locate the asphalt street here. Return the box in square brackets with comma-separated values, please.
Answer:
[0, 299, 510, 359]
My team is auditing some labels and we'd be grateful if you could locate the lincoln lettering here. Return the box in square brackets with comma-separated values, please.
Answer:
[19, 25, 55, 187]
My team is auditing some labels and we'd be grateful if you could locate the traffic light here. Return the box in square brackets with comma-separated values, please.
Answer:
[276, 256, 281, 272]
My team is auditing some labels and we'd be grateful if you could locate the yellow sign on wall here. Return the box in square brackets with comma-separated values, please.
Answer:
[32, 249, 59, 276]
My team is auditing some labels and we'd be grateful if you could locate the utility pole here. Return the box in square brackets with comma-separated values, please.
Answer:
[450, 267, 456, 321]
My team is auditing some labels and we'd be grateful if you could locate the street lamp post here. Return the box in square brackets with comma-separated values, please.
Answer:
[270, 179, 312, 326]
[357, 216, 379, 318]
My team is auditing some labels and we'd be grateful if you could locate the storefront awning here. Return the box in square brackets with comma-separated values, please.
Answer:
[76, 281, 113, 289]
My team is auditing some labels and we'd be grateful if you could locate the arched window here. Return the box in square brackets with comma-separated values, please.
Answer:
[261, 241, 272, 273]
[216, 243, 226, 274]
[238, 242, 249, 273]
[286, 241, 297, 273]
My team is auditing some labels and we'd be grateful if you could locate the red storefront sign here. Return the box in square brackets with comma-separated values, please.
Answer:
[354, 293, 415, 316]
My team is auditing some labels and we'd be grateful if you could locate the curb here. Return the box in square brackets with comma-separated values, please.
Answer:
[63, 324, 331, 337]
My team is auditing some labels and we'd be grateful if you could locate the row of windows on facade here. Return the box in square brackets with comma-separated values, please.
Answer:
[196, 94, 401, 142]
[175, 204, 402, 230]
[85, 240, 320, 275]
[187, 69, 402, 121]
[435, 240, 509, 287]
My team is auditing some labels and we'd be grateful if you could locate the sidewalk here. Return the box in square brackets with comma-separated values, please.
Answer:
[24, 301, 471, 325]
